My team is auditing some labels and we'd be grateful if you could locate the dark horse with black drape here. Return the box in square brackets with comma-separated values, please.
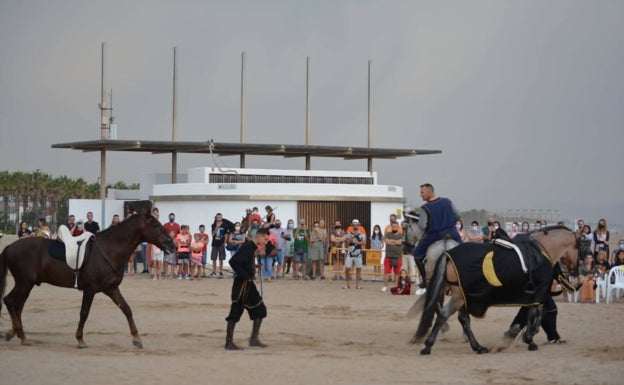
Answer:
[411, 226, 579, 354]
[0, 201, 175, 348]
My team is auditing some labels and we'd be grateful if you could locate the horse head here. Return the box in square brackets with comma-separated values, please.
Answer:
[403, 210, 424, 249]
[130, 200, 176, 254]
[532, 226, 579, 274]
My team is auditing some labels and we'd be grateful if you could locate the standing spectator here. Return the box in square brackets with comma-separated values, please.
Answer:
[370, 224, 384, 281]
[66, 214, 76, 233]
[176, 225, 192, 280]
[151, 245, 164, 281]
[579, 225, 594, 258]
[292, 219, 310, 280]
[163, 230, 177, 279]
[227, 222, 247, 256]
[519, 221, 530, 234]
[109, 214, 120, 227]
[346, 219, 367, 237]
[330, 220, 347, 280]
[509, 222, 520, 238]
[319, 219, 329, 265]
[381, 222, 403, 293]
[343, 223, 366, 289]
[18, 222, 32, 238]
[455, 220, 468, 242]
[210, 213, 229, 277]
[467, 221, 484, 243]
[593, 219, 610, 257]
[384, 213, 403, 234]
[576, 219, 585, 237]
[190, 233, 205, 280]
[309, 221, 326, 280]
[195, 224, 210, 278]
[283, 219, 295, 277]
[264, 205, 276, 227]
[163, 213, 181, 237]
[269, 219, 290, 279]
[248, 207, 262, 227]
[84, 211, 100, 233]
[390, 269, 412, 295]
[401, 221, 417, 284]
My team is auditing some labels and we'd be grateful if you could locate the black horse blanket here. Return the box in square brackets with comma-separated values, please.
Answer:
[446, 238, 552, 318]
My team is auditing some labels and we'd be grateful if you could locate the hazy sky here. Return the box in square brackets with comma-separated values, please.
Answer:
[1, 1, 622, 226]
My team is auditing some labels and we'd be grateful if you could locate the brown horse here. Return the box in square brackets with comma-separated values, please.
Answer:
[0, 200, 175, 348]
[411, 226, 579, 355]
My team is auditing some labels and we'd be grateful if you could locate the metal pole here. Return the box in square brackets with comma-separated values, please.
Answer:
[305, 56, 311, 170]
[240, 51, 246, 168]
[367, 60, 372, 172]
[100, 42, 107, 226]
[171, 46, 178, 184]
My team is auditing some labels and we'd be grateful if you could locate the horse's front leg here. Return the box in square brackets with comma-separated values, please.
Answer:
[522, 306, 542, 351]
[76, 290, 96, 348]
[103, 286, 142, 349]
[457, 307, 488, 354]
[421, 295, 462, 355]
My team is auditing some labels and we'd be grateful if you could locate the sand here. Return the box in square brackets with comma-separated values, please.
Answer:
[1, 236, 624, 385]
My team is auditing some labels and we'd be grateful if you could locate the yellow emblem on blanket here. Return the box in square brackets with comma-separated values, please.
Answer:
[482, 251, 503, 287]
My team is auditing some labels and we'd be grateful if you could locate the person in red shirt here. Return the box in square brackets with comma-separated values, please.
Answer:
[72, 220, 85, 236]
[163, 212, 181, 237]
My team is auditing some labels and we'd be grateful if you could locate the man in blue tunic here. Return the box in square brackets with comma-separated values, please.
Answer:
[412, 183, 462, 289]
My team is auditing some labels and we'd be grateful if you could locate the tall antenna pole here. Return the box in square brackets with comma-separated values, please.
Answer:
[99, 42, 107, 226]
[240, 51, 246, 168]
[305, 56, 311, 170]
[171, 46, 178, 183]
[367, 60, 372, 172]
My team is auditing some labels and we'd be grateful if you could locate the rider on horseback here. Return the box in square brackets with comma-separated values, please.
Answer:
[412, 183, 462, 290]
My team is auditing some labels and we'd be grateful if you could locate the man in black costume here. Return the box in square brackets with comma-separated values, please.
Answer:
[225, 228, 272, 350]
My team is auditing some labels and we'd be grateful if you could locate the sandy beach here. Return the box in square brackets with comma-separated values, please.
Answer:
[1, 236, 624, 385]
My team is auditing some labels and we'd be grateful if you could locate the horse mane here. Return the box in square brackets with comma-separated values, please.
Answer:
[97, 213, 141, 236]
[529, 225, 573, 236]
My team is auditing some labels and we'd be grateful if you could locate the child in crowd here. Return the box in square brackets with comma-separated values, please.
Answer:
[176, 225, 191, 280]
[164, 230, 178, 279]
[190, 233, 205, 280]
[152, 245, 164, 281]
[390, 269, 411, 295]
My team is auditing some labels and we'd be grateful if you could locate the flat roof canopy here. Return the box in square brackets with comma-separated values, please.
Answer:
[51, 139, 441, 160]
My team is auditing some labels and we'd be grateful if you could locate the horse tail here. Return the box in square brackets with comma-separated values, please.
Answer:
[412, 252, 448, 344]
[406, 293, 426, 319]
[0, 246, 8, 317]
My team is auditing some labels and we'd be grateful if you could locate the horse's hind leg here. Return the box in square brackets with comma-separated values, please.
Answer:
[3, 283, 34, 345]
[457, 307, 488, 354]
[523, 306, 542, 351]
[103, 286, 142, 349]
[75, 290, 96, 348]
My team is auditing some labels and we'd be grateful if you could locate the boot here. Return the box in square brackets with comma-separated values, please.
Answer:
[225, 321, 243, 350]
[415, 258, 427, 288]
[249, 318, 268, 348]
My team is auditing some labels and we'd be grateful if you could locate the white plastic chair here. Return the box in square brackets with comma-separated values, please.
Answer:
[567, 276, 579, 303]
[605, 266, 624, 304]
[595, 277, 607, 303]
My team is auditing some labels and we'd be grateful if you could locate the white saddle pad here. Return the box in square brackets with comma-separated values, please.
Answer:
[57, 225, 94, 270]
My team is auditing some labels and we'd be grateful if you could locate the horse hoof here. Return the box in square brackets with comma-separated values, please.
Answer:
[4, 331, 15, 342]
[133, 340, 143, 349]
[20, 340, 32, 346]
[78, 344, 89, 349]
[477, 347, 489, 354]
[420, 348, 431, 355]
[528, 343, 538, 351]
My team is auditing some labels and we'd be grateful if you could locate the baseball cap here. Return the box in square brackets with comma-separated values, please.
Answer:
[352, 219, 360, 225]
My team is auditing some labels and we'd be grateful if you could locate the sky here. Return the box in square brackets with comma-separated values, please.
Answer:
[1, 1, 623, 227]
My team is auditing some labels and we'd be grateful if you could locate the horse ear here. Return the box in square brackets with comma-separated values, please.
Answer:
[126, 200, 153, 217]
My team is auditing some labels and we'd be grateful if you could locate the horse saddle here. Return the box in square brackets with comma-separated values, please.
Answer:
[57, 225, 94, 270]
